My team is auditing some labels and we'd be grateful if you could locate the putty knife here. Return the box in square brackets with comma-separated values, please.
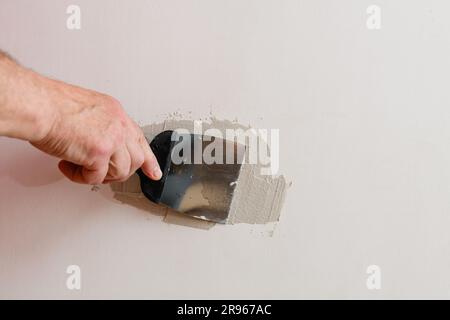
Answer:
[137, 130, 245, 223]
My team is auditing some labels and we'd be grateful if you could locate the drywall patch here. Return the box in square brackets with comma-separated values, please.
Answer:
[227, 164, 287, 224]
[110, 117, 288, 226]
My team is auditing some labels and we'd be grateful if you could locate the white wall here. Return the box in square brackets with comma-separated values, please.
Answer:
[1, 0, 450, 299]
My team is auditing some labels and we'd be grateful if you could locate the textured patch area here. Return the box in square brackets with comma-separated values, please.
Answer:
[111, 117, 288, 226]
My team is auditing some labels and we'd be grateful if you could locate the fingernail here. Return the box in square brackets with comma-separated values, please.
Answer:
[153, 166, 162, 180]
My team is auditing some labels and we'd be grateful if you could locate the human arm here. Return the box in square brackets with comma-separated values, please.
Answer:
[0, 51, 162, 184]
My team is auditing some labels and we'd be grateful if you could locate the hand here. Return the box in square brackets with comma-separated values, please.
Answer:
[31, 78, 162, 184]
[0, 53, 161, 184]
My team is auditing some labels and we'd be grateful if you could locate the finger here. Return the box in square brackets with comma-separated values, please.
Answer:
[139, 133, 162, 180]
[101, 142, 143, 184]
[105, 147, 131, 182]
[126, 140, 145, 175]
[59, 160, 108, 185]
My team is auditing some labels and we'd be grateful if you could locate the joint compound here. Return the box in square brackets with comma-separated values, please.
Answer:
[111, 116, 288, 227]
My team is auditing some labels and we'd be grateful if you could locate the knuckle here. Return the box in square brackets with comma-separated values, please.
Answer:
[109, 162, 129, 180]
[117, 165, 130, 178]
[114, 171, 129, 182]
[103, 95, 123, 110]
[100, 96, 129, 128]
[104, 96, 128, 123]
[89, 140, 114, 158]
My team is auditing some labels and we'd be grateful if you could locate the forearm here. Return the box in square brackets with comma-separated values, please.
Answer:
[0, 51, 54, 141]
[0, 51, 162, 184]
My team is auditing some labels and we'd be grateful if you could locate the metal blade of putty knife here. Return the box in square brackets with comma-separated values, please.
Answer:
[137, 130, 245, 224]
